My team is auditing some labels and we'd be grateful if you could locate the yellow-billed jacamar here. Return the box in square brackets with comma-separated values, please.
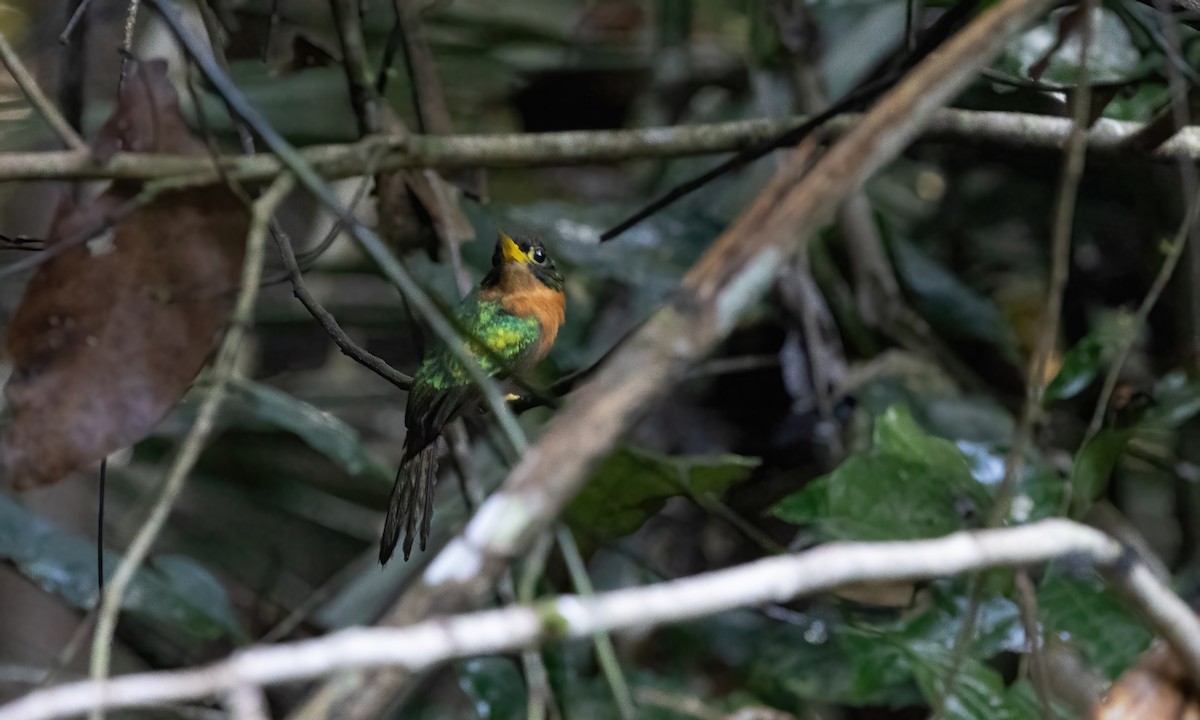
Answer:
[379, 231, 566, 565]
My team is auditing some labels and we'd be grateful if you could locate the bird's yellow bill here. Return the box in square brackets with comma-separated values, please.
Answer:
[499, 232, 528, 264]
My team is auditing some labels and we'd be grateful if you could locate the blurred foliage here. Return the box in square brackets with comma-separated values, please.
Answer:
[772, 405, 990, 541]
[3, 0, 1200, 717]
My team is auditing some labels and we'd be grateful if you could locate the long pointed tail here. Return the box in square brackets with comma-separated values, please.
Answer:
[379, 442, 440, 565]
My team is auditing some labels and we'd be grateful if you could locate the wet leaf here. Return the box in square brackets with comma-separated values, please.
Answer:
[1038, 570, 1152, 679]
[889, 238, 1020, 365]
[1045, 335, 1104, 402]
[222, 379, 392, 485]
[1069, 428, 1134, 518]
[456, 657, 526, 720]
[907, 647, 1066, 720]
[740, 595, 1021, 709]
[772, 405, 991, 541]
[152, 554, 242, 637]
[0, 493, 242, 640]
[1, 60, 250, 488]
[1145, 371, 1200, 428]
[566, 448, 759, 540]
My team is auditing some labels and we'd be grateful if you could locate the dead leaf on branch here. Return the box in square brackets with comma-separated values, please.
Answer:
[1, 59, 249, 488]
[374, 112, 474, 260]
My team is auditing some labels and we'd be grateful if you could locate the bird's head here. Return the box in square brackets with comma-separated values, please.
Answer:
[487, 231, 564, 293]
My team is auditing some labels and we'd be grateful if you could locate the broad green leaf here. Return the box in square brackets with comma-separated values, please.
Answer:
[1146, 371, 1200, 428]
[772, 406, 991, 541]
[0, 494, 242, 641]
[566, 449, 759, 540]
[907, 645, 1008, 720]
[1069, 427, 1134, 518]
[740, 594, 1021, 709]
[456, 657, 526, 720]
[875, 403, 974, 471]
[1038, 570, 1152, 679]
[889, 238, 1020, 365]
[152, 555, 241, 636]
[907, 646, 1045, 720]
[1044, 335, 1104, 402]
[224, 378, 393, 486]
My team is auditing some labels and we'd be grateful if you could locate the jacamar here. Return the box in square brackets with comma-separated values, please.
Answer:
[379, 232, 566, 565]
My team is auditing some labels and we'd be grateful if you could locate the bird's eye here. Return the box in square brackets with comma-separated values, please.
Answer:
[532, 247, 546, 264]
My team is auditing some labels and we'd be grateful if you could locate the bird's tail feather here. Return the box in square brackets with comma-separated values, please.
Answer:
[379, 442, 440, 565]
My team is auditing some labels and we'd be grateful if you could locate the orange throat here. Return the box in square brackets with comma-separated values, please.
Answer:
[481, 266, 565, 363]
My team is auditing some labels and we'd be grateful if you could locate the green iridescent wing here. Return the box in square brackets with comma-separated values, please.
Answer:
[403, 295, 539, 456]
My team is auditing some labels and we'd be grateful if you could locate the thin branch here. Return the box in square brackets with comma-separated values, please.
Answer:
[5, 521, 1200, 720]
[270, 191, 414, 391]
[329, 0, 380, 136]
[286, 0, 1066, 716]
[391, 0, 451, 135]
[0, 31, 88, 150]
[58, 0, 97, 43]
[1085, 0, 1200, 439]
[86, 174, 294, 720]
[117, 0, 141, 92]
[7, 110, 1200, 185]
[934, 4, 1096, 714]
[555, 526, 636, 720]
[1014, 570, 1053, 720]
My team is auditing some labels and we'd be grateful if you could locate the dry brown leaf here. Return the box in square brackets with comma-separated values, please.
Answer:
[373, 114, 474, 260]
[1, 59, 249, 488]
[1093, 642, 1200, 720]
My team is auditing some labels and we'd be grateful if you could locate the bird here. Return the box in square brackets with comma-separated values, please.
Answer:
[379, 231, 566, 565]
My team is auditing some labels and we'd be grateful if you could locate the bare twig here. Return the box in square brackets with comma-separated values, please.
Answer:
[117, 0, 141, 91]
[391, 0, 450, 135]
[86, 174, 294, 720]
[555, 526, 636, 720]
[1014, 570, 1053, 719]
[5, 110, 1200, 185]
[0, 31, 87, 150]
[59, 0, 97, 43]
[329, 0, 379, 136]
[5, 521, 1200, 720]
[271, 215, 413, 391]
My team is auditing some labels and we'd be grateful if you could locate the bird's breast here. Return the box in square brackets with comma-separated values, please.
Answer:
[499, 287, 565, 362]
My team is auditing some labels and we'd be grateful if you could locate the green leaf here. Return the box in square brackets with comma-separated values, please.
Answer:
[566, 449, 759, 540]
[907, 646, 1043, 720]
[456, 657, 526, 720]
[907, 645, 1008, 720]
[152, 555, 241, 636]
[1038, 570, 1152, 679]
[772, 405, 991, 541]
[889, 238, 1020, 364]
[1146, 371, 1200, 428]
[1045, 335, 1104, 402]
[223, 378, 393, 486]
[0, 494, 242, 641]
[1069, 427, 1134, 518]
